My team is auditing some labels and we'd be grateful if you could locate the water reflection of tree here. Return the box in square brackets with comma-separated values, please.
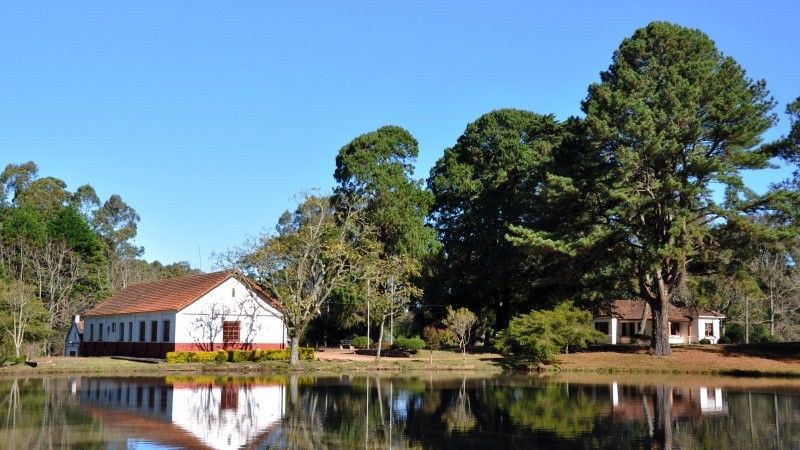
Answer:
[442, 376, 476, 433]
[277, 375, 424, 449]
[671, 389, 800, 449]
[0, 378, 108, 449]
[490, 382, 607, 439]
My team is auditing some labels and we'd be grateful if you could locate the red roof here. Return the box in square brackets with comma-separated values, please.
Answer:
[597, 300, 724, 322]
[85, 271, 281, 317]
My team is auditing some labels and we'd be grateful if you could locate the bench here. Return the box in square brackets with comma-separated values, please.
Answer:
[339, 339, 354, 349]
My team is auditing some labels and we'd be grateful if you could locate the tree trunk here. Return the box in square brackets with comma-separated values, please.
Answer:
[652, 384, 673, 449]
[649, 300, 672, 356]
[639, 302, 651, 336]
[375, 320, 385, 362]
[289, 333, 300, 366]
[745, 295, 750, 344]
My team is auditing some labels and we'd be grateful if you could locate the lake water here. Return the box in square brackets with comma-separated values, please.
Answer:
[0, 373, 797, 449]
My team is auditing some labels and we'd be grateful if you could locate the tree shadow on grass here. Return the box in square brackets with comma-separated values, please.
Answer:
[720, 342, 800, 362]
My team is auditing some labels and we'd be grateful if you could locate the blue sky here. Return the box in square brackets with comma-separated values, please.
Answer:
[2, 1, 798, 269]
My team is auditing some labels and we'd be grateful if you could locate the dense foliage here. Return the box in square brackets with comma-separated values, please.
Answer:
[493, 302, 604, 362]
[0, 162, 200, 358]
[5, 22, 799, 360]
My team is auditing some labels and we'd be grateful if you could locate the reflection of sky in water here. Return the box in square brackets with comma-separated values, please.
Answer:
[127, 439, 180, 449]
[392, 391, 411, 421]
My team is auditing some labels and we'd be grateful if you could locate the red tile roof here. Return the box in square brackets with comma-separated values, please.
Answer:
[597, 300, 724, 322]
[85, 271, 282, 317]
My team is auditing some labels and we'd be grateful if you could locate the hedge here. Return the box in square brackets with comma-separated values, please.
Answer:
[166, 348, 315, 364]
[350, 336, 373, 349]
[393, 336, 425, 354]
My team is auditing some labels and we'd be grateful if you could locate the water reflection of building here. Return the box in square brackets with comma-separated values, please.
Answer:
[77, 377, 285, 449]
[609, 381, 728, 420]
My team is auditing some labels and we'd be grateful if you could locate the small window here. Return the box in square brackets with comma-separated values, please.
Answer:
[705, 323, 713, 337]
[129, 322, 133, 341]
[119, 322, 125, 341]
[139, 321, 146, 342]
[150, 320, 158, 342]
[594, 321, 609, 334]
[89, 324, 94, 341]
[162, 320, 170, 342]
[223, 321, 240, 342]
[670, 322, 681, 336]
[111, 323, 116, 333]
[232, 288, 236, 297]
[99, 323, 104, 341]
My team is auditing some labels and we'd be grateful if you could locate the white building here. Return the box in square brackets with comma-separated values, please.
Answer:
[64, 315, 83, 356]
[593, 299, 724, 345]
[81, 271, 286, 358]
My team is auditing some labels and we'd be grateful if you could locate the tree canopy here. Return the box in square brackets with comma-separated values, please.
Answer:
[510, 22, 780, 355]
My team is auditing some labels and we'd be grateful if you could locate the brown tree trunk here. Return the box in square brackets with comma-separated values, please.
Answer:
[650, 300, 672, 356]
[652, 384, 673, 449]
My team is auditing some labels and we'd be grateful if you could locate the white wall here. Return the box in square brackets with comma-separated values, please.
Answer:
[83, 311, 178, 344]
[83, 277, 286, 348]
[64, 322, 82, 356]
[176, 277, 285, 347]
[696, 317, 721, 343]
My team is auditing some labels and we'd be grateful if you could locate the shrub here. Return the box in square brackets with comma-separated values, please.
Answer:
[215, 350, 228, 364]
[299, 347, 315, 360]
[350, 336, 373, 349]
[393, 336, 425, 354]
[494, 302, 605, 363]
[698, 338, 711, 345]
[189, 351, 220, 363]
[166, 351, 225, 363]
[165, 348, 315, 363]
[0, 356, 26, 366]
[231, 350, 254, 362]
[166, 352, 187, 363]
[261, 349, 289, 360]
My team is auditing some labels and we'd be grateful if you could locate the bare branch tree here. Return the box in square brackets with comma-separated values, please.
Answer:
[218, 191, 367, 365]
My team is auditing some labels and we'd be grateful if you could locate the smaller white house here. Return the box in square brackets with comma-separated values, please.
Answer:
[64, 315, 84, 357]
[593, 300, 724, 345]
[81, 271, 286, 358]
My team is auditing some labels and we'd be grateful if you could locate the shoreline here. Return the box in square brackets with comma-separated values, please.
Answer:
[1, 345, 798, 378]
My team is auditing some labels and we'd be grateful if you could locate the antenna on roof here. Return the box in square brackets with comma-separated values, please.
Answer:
[198, 246, 202, 272]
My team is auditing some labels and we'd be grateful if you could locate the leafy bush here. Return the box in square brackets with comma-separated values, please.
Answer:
[215, 350, 228, 364]
[166, 351, 220, 363]
[231, 350, 254, 362]
[0, 356, 26, 366]
[166, 348, 314, 363]
[260, 349, 288, 360]
[165, 352, 187, 363]
[350, 336, 373, 349]
[299, 347, 315, 359]
[698, 338, 711, 345]
[494, 302, 605, 363]
[423, 326, 457, 349]
[393, 336, 425, 354]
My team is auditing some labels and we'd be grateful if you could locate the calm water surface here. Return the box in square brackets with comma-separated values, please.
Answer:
[0, 373, 797, 449]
